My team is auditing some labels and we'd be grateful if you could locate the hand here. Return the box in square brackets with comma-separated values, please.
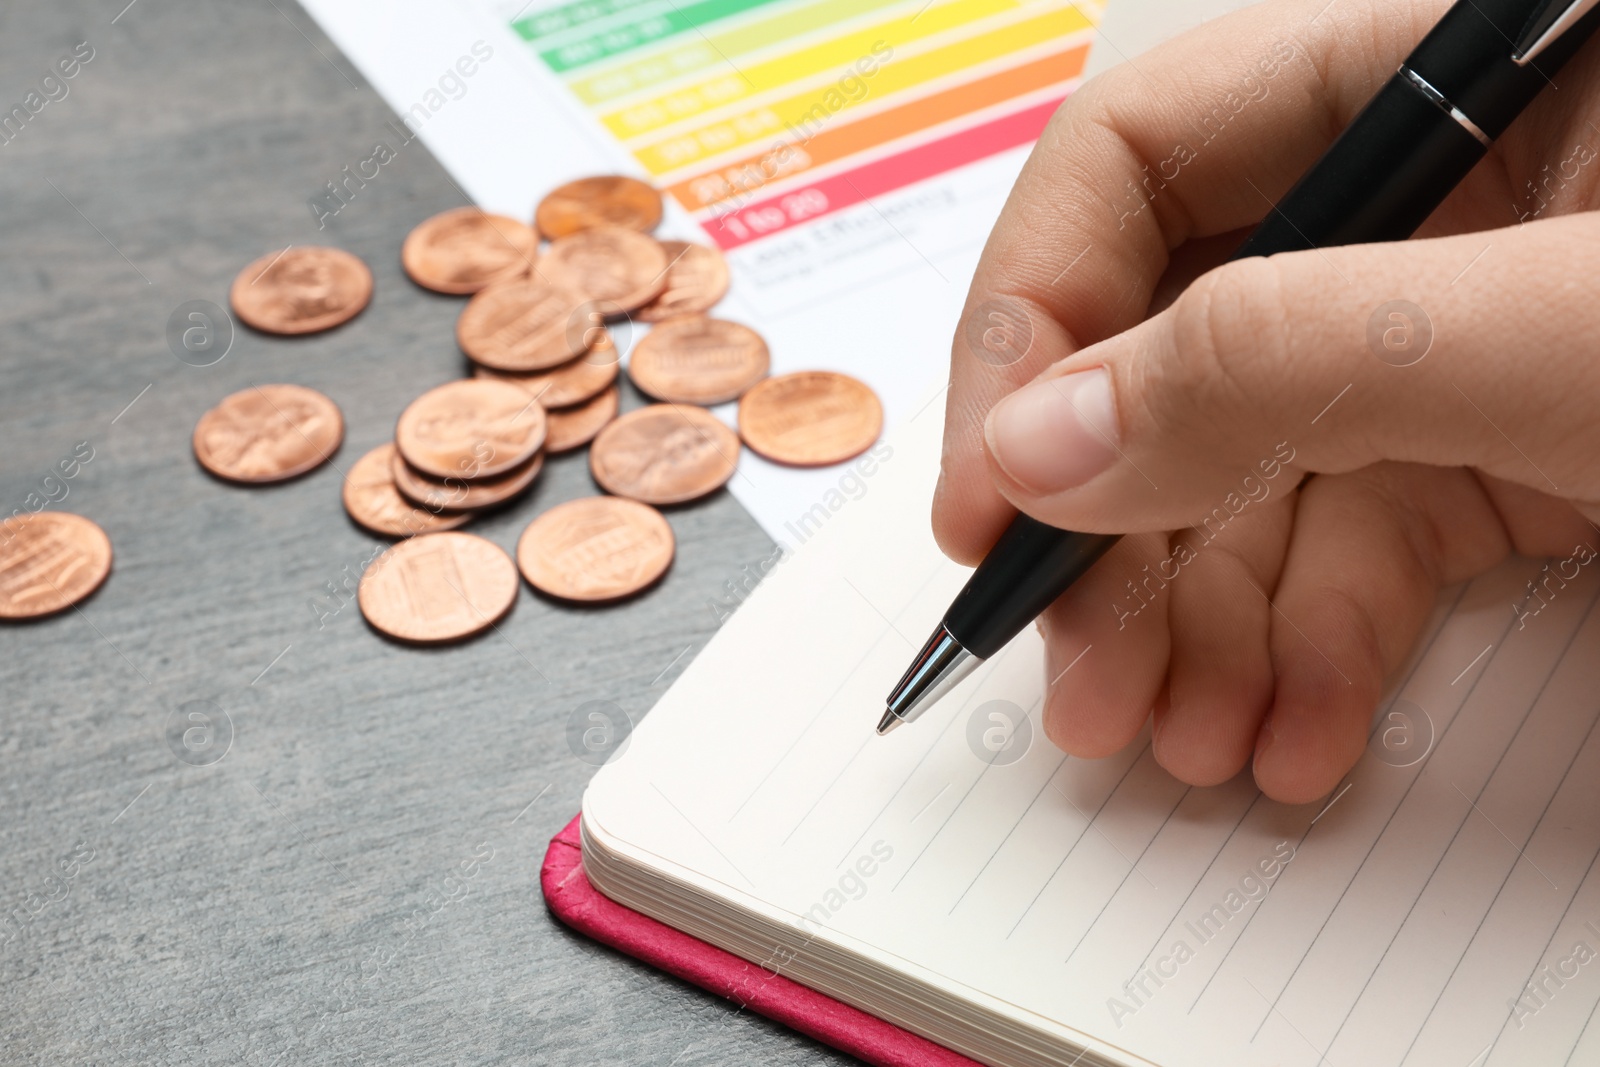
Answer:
[934, 0, 1600, 804]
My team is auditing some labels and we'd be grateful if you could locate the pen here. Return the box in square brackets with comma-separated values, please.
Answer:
[879, 0, 1600, 735]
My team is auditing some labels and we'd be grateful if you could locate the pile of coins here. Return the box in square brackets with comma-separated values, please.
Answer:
[188, 175, 884, 645]
[1, 177, 883, 629]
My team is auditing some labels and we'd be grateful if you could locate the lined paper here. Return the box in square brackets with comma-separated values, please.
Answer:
[585, 398, 1600, 1067]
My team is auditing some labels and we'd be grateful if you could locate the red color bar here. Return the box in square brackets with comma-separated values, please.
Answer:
[697, 95, 1066, 251]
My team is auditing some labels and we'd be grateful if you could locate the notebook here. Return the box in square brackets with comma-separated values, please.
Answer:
[580, 392, 1600, 1067]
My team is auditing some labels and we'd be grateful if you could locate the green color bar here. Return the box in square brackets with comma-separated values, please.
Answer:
[536, 0, 790, 73]
[513, 0, 662, 43]
[570, 0, 911, 105]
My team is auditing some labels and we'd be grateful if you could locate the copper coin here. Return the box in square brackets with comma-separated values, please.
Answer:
[546, 386, 620, 454]
[194, 384, 344, 483]
[636, 242, 730, 323]
[590, 403, 740, 505]
[0, 512, 113, 620]
[394, 379, 546, 481]
[342, 444, 470, 538]
[402, 208, 537, 294]
[230, 246, 372, 334]
[535, 176, 663, 238]
[539, 227, 667, 313]
[473, 329, 619, 408]
[516, 496, 673, 602]
[358, 531, 518, 644]
[738, 372, 883, 467]
[391, 448, 544, 512]
[627, 316, 769, 406]
[457, 275, 592, 372]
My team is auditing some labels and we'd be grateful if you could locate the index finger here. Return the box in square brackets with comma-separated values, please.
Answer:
[934, 0, 1444, 564]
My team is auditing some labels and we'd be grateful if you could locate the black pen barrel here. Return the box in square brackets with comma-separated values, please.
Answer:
[1229, 74, 1487, 258]
[943, 520, 1116, 659]
[1238, 0, 1600, 255]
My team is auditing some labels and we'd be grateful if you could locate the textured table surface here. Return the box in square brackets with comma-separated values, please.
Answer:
[0, 2, 856, 1063]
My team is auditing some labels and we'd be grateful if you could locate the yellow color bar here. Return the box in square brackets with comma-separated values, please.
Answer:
[569, 0, 912, 106]
[633, 6, 1094, 174]
[600, 0, 1068, 139]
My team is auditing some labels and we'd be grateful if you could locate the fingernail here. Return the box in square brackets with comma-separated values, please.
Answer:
[984, 368, 1119, 495]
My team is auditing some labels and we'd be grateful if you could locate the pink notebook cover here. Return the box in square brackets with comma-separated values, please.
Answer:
[541, 815, 982, 1067]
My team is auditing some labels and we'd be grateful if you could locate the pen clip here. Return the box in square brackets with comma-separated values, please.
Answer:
[1513, 0, 1600, 65]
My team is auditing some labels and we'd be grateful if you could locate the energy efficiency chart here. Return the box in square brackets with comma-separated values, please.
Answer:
[508, 0, 1102, 249]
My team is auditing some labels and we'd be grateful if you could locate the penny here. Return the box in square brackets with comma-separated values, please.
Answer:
[627, 316, 769, 406]
[474, 329, 619, 408]
[457, 275, 592, 372]
[230, 246, 372, 334]
[402, 207, 537, 294]
[516, 496, 673, 602]
[539, 226, 667, 313]
[357, 531, 518, 644]
[564, 300, 615, 355]
[535, 176, 662, 238]
[636, 242, 730, 323]
[738, 371, 883, 467]
[394, 379, 546, 481]
[194, 384, 344, 484]
[342, 444, 470, 538]
[391, 447, 545, 513]
[589, 403, 740, 505]
[0, 512, 113, 620]
[545, 386, 620, 454]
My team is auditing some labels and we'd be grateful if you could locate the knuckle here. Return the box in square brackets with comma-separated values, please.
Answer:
[1177, 259, 1292, 401]
[1303, 583, 1388, 704]
[1140, 258, 1295, 449]
[1061, 62, 1130, 131]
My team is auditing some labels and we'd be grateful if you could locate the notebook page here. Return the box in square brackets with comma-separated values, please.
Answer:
[583, 394, 1600, 1067]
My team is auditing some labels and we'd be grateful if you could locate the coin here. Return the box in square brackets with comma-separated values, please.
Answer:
[516, 496, 673, 602]
[194, 384, 345, 483]
[473, 329, 619, 407]
[342, 444, 470, 538]
[391, 447, 545, 512]
[0, 512, 113, 620]
[546, 386, 620, 454]
[402, 207, 537, 294]
[590, 403, 740, 505]
[636, 242, 730, 323]
[535, 176, 662, 238]
[357, 531, 518, 644]
[738, 371, 883, 467]
[540, 226, 667, 313]
[394, 379, 546, 481]
[457, 275, 592, 372]
[627, 316, 769, 406]
[230, 246, 372, 334]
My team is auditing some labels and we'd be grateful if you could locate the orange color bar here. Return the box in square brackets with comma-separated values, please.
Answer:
[663, 42, 1089, 212]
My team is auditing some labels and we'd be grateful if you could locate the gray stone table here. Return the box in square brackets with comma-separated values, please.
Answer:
[0, 2, 857, 1062]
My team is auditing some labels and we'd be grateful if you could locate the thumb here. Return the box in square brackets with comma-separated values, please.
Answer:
[979, 213, 1600, 534]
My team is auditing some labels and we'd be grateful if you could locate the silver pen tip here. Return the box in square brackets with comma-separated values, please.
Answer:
[880, 623, 980, 731]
